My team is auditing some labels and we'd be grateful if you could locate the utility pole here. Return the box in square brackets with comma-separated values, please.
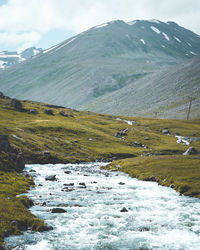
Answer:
[154, 112, 159, 118]
[186, 97, 193, 120]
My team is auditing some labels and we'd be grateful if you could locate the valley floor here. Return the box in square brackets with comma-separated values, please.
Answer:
[0, 96, 200, 247]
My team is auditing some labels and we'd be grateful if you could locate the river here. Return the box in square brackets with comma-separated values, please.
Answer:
[5, 162, 200, 250]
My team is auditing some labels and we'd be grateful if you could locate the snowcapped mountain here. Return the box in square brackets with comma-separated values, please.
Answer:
[0, 19, 200, 118]
[0, 47, 42, 69]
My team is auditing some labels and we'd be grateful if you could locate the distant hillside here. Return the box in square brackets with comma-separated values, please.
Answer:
[84, 55, 200, 119]
[0, 19, 200, 118]
[0, 47, 42, 69]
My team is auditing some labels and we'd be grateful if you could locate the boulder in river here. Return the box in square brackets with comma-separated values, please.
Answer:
[51, 208, 67, 213]
[120, 207, 128, 212]
[79, 182, 86, 186]
[183, 147, 199, 155]
[64, 170, 71, 174]
[45, 175, 57, 181]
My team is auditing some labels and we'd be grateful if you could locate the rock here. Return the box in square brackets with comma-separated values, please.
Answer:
[170, 184, 175, 189]
[0, 92, 5, 98]
[29, 169, 36, 172]
[118, 182, 125, 185]
[42, 202, 46, 206]
[46, 225, 54, 231]
[51, 208, 67, 213]
[132, 141, 144, 147]
[120, 207, 128, 212]
[143, 176, 156, 182]
[78, 185, 87, 189]
[79, 182, 86, 186]
[42, 151, 51, 157]
[162, 128, 170, 134]
[0, 135, 25, 172]
[44, 109, 54, 115]
[29, 109, 38, 114]
[59, 111, 69, 117]
[183, 147, 199, 155]
[73, 204, 82, 207]
[45, 175, 56, 181]
[138, 227, 150, 232]
[64, 170, 71, 174]
[61, 187, 74, 192]
[45, 104, 65, 109]
[144, 137, 150, 140]
[11, 221, 19, 227]
[115, 128, 129, 138]
[180, 185, 191, 194]
[63, 183, 74, 186]
[16, 153, 25, 172]
[39, 225, 53, 232]
[10, 98, 22, 111]
[0, 135, 11, 151]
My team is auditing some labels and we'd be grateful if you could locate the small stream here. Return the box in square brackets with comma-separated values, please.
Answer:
[5, 163, 200, 250]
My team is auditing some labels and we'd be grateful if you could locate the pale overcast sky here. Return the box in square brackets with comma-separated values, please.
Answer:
[0, 0, 200, 51]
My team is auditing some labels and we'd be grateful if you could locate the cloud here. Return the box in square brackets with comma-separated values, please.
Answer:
[0, 0, 199, 50]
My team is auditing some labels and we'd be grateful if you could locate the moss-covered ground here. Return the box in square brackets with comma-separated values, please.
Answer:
[0, 171, 47, 247]
[105, 155, 200, 198]
[0, 97, 200, 247]
[1, 98, 199, 164]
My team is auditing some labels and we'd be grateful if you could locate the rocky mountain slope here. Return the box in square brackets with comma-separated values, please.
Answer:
[0, 47, 42, 70]
[85, 55, 200, 119]
[0, 19, 200, 118]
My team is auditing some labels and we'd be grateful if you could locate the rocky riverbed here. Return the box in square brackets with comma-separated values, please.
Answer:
[5, 162, 200, 250]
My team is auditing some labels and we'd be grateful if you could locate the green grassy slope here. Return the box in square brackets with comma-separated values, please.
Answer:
[0, 97, 200, 246]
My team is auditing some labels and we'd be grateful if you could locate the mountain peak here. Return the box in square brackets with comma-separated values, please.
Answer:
[0, 19, 200, 119]
[0, 47, 43, 70]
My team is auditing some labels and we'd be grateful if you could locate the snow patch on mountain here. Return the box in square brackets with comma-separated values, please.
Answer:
[127, 20, 137, 26]
[0, 60, 5, 69]
[174, 37, 181, 42]
[0, 47, 42, 69]
[162, 32, 170, 41]
[95, 23, 108, 29]
[190, 51, 197, 55]
[43, 45, 58, 54]
[150, 26, 161, 34]
[148, 19, 160, 24]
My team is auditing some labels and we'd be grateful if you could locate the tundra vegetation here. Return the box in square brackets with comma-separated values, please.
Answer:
[0, 96, 200, 246]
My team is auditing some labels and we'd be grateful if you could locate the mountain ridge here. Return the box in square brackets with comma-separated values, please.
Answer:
[0, 19, 200, 118]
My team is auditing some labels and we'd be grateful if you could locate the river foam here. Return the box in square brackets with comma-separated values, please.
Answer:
[5, 163, 200, 250]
